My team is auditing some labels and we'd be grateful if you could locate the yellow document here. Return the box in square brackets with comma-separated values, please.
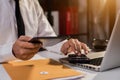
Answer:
[3, 59, 82, 80]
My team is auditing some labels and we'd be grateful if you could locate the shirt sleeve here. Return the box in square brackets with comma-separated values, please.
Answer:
[0, 42, 16, 63]
[45, 40, 68, 54]
[33, 0, 56, 37]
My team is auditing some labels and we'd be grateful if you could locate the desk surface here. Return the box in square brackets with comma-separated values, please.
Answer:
[1, 51, 120, 80]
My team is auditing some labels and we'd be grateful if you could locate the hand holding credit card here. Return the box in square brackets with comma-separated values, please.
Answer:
[28, 37, 59, 51]
[28, 37, 47, 51]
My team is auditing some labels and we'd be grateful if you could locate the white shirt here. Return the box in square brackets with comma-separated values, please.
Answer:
[0, 0, 64, 62]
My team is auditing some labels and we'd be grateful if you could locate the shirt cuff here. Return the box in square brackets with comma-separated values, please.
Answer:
[0, 42, 17, 63]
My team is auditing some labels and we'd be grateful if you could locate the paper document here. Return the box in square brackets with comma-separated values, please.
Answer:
[3, 59, 83, 80]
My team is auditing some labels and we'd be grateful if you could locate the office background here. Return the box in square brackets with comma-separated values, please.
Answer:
[38, 0, 119, 47]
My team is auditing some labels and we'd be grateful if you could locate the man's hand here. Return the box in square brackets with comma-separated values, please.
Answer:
[61, 39, 90, 55]
[12, 36, 42, 60]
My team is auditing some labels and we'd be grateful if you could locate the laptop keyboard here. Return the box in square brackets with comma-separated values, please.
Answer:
[60, 54, 103, 67]
[89, 57, 103, 66]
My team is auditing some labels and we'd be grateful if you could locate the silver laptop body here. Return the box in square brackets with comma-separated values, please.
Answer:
[60, 13, 120, 72]
[100, 12, 120, 71]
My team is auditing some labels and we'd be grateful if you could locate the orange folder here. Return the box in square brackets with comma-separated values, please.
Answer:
[3, 59, 82, 80]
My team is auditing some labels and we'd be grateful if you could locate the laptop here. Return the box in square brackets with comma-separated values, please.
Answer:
[60, 13, 120, 72]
